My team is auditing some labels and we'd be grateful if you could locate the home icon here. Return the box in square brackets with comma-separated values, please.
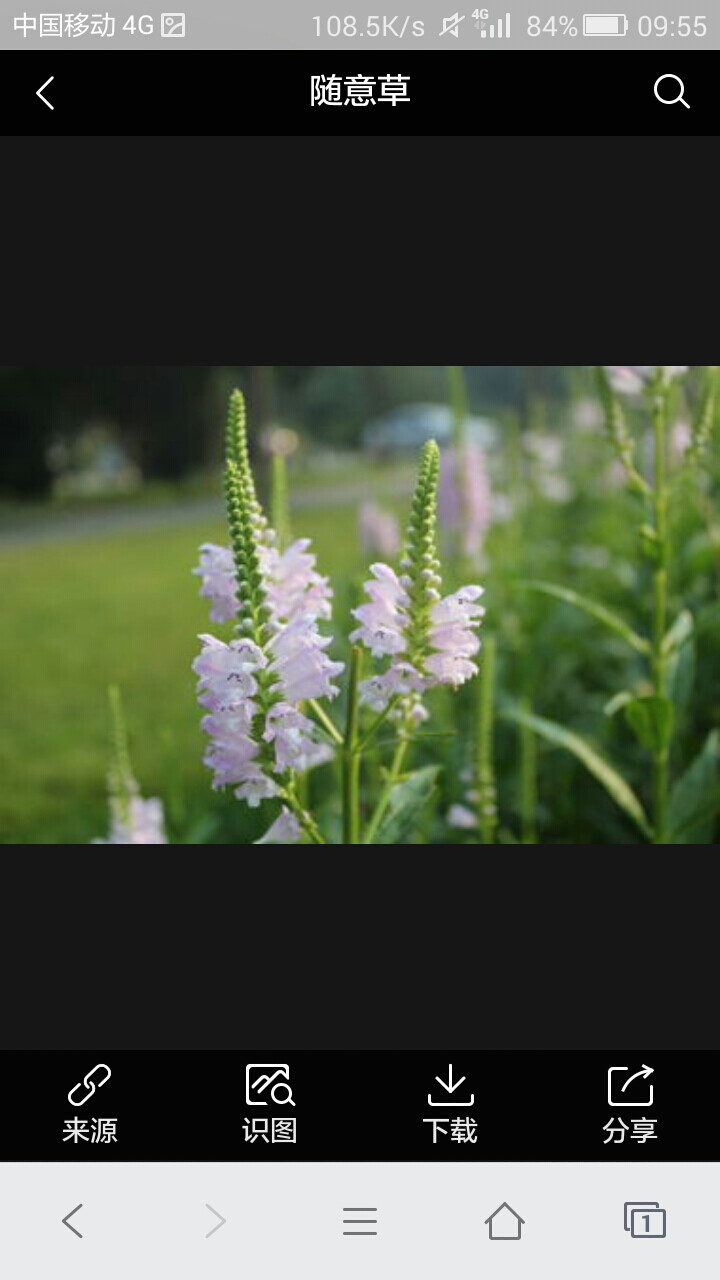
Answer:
[484, 1202, 525, 1240]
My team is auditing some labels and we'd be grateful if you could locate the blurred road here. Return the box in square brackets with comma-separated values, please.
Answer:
[0, 475, 410, 548]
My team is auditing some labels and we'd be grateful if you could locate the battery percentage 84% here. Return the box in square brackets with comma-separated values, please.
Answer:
[528, 14, 579, 34]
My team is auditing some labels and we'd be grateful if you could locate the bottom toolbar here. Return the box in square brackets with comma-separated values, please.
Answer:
[1, 1163, 717, 1278]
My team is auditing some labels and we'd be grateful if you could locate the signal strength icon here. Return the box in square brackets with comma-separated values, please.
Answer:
[478, 11, 511, 36]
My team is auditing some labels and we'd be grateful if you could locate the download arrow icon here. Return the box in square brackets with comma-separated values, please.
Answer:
[435, 1064, 466, 1094]
[428, 1064, 474, 1107]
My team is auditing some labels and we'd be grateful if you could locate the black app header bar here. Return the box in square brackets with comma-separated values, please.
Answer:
[1, 51, 717, 135]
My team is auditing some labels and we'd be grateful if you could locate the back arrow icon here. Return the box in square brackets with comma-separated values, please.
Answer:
[62, 1204, 83, 1238]
[205, 1204, 227, 1238]
[36, 76, 54, 109]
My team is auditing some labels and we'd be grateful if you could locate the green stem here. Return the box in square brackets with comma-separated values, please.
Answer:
[307, 698, 344, 747]
[651, 395, 670, 844]
[363, 736, 409, 845]
[476, 637, 497, 844]
[270, 453, 291, 551]
[354, 694, 401, 753]
[108, 684, 135, 826]
[342, 647, 363, 845]
[296, 725, 310, 814]
[446, 364, 470, 561]
[280, 789, 326, 845]
[446, 365, 469, 450]
[519, 697, 537, 845]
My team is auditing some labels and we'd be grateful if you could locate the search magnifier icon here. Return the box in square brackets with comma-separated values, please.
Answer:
[654, 74, 690, 108]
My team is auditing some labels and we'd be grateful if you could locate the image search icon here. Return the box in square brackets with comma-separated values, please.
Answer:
[245, 1063, 295, 1106]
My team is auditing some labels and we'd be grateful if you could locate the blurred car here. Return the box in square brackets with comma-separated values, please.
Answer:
[362, 404, 498, 456]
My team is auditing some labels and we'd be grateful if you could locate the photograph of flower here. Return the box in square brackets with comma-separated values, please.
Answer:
[1, 365, 717, 845]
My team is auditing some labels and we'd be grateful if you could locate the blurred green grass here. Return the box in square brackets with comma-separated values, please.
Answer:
[0, 502, 365, 845]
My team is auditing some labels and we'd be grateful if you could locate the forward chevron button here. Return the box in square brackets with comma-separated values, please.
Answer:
[205, 1204, 227, 1237]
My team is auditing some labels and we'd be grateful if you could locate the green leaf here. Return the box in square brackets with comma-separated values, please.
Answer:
[624, 696, 675, 752]
[501, 707, 652, 840]
[667, 639, 696, 715]
[668, 730, 720, 844]
[604, 690, 635, 718]
[639, 524, 662, 562]
[696, 601, 720, 638]
[375, 766, 440, 845]
[181, 813, 222, 845]
[670, 791, 720, 840]
[662, 609, 694, 655]
[685, 364, 720, 464]
[683, 530, 720, 576]
[516, 580, 649, 654]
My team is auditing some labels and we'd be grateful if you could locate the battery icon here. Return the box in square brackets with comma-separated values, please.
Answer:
[582, 12, 628, 34]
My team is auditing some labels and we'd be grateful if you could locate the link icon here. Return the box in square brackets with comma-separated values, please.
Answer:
[67, 1063, 111, 1107]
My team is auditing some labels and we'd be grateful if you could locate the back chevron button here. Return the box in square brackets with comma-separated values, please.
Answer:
[62, 1204, 83, 1238]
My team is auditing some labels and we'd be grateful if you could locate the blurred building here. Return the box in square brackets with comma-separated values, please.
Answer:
[363, 404, 498, 456]
[48, 422, 142, 499]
